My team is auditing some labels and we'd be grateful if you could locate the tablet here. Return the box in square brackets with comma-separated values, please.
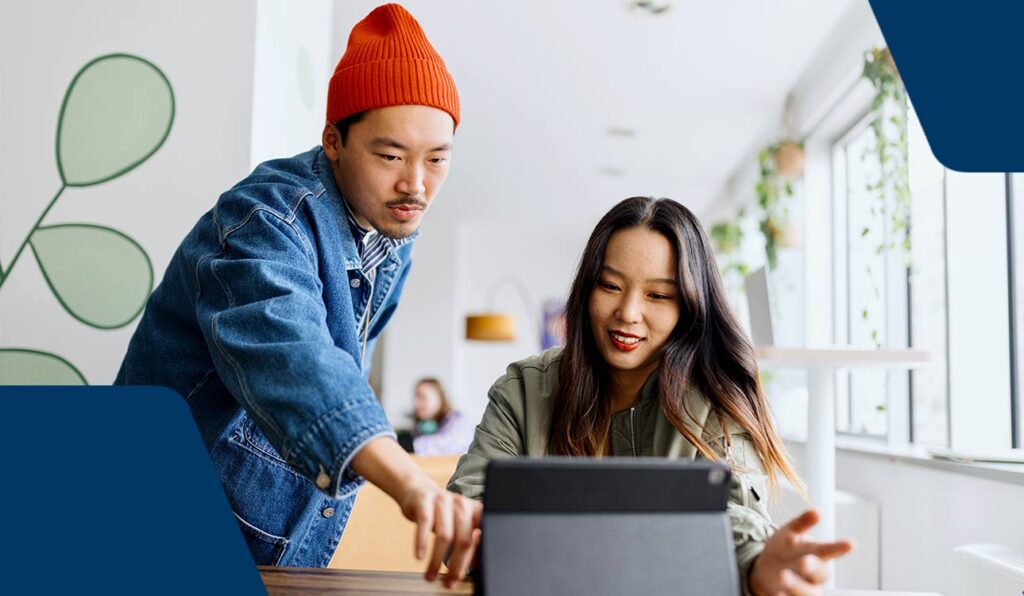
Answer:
[480, 458, 739, 596]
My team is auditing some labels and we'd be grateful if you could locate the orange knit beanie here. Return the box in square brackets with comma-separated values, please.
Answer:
[326, 3, 460, 127]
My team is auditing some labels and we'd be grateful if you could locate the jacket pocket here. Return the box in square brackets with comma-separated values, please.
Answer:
[233, 512, 289, 566]
[232, 413, 301, 476]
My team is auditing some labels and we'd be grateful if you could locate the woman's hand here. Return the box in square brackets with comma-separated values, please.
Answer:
[749, 509, 853, 595]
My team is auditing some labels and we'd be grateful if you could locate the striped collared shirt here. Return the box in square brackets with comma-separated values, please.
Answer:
[340, 197, 415, 274]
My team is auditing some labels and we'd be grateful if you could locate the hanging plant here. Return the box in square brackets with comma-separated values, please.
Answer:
[860, 47, 910, 347]
[756, 142, 801, 269]
[710, 215, 749, 279]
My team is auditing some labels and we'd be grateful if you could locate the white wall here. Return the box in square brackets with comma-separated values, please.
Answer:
[0, 0, 256, 384]
[250, 0, 333, 169]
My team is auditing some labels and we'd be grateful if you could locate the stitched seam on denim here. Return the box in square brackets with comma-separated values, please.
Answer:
[292, 396, 385, 457]
[218, 206, 314, 268]
[292, 494, 328, 565]
[183, 369, 215, 403]
[239, 416, 296, 468]
[228, 429, 307, 481]
[194, 252, 217, 308]
[233, 511, 289, 544]
[293, 405, 390, 492]
[221, 204, 284, 241]
[208, 208, 321, 441]
[277, 190, 319, 265]
[278, 212, 316, 268]
[312, 505, 352, 568]
[208, 264, 283, 441]
[233, 512, 289, 565]
[295, 414, 390, 470]
[286, 184, 323, 220]
[212, 201, 223, 242]
[318, 513, 349, 567]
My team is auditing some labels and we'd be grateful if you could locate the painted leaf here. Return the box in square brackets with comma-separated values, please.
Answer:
[0, 349, 86, 385]
[57, 54, 174, 187]
[30, 224, 153, 329]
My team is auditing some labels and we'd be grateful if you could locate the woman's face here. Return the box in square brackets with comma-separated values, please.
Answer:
[414, 382, 443, 420]
[588, 227, 681, 376]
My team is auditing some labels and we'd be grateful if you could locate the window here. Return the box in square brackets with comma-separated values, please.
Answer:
[830, 104, 949, 444]
[1012, 173, 1024, 448]
[905, 106, 948, 447]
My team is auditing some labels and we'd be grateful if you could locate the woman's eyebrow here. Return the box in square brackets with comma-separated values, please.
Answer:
[602, 265, 675, 285]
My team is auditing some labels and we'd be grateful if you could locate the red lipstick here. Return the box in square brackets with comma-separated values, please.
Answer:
[608, 330, 643, 352]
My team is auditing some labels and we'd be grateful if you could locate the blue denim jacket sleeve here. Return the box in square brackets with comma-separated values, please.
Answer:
[195, 206, 393, 498]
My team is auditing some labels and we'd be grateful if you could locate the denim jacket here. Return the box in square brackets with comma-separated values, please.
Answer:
[115, 146, 413, 567]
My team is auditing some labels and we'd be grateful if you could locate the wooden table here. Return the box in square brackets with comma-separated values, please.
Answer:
[259, 567, 472, 595]
[259, 567, 939, 595]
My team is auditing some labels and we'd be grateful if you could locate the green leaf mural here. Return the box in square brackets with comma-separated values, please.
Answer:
[57, 54, 174, 187]
[0, 53, 174, 385]
[29, 224, 153, 329]
[0, 349, 87, 385]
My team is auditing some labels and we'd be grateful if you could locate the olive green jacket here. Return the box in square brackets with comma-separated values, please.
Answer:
[448, 347, 777, 594]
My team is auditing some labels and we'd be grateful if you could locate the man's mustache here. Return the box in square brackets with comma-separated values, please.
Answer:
[385, 197, 427, 209]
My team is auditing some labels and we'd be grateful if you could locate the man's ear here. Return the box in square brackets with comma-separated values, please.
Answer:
[322, 122, 341, 160]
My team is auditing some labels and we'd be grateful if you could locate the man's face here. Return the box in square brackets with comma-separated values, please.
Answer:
[323, 105, 454, 239]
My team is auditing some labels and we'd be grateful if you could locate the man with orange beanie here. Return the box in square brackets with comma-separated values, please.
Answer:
[115, 4, 478, 586]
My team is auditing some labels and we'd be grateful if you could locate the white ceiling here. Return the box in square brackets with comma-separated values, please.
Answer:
[335, 0, 856, 225]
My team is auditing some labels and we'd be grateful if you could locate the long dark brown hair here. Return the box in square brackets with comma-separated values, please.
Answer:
[548, 196, 802, 490]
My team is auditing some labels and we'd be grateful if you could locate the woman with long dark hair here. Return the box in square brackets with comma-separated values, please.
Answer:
[449, 197, 851, 594]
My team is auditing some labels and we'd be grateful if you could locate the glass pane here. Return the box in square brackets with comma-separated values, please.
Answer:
[907, 105, 949, 447]
[1012, 172, 1024, 447]
[842, 122, 889, 437]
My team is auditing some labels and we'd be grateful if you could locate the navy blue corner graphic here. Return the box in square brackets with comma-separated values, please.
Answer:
[0, 386, 267, 595]
[869, 1, 1024, 172]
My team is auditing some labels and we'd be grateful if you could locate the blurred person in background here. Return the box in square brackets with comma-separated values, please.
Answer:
[410, 378, 473, 456]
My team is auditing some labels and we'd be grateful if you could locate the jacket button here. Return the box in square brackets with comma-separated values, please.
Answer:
[350, 278, 361, 288]
[316, 471, 330, 489]
[322, 507, 336, 518]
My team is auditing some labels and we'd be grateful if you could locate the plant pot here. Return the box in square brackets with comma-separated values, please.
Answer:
[778, 219, 801, 248]
[882, 47, 901, 82]
[773, 141, 805, 181]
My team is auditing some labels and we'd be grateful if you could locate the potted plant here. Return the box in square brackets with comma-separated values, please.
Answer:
[756, 142, 802, 269]
[710, 218, 749, 277]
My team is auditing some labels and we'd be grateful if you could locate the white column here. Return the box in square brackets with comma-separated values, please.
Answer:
[805, 366, 837, 543]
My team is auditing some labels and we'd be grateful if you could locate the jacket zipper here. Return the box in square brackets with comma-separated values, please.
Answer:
[629, 406, 637, 458]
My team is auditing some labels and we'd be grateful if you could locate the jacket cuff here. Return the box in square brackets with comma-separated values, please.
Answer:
[290, 395, 395, 498]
